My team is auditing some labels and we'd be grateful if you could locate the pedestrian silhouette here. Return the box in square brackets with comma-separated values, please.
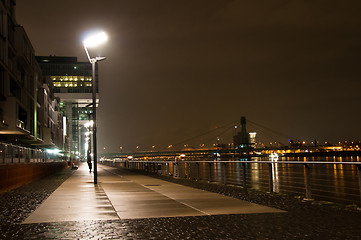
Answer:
[87, 160, 92, 172]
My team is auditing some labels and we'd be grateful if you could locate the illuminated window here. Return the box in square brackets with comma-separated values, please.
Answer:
[51, 75, 91, 89]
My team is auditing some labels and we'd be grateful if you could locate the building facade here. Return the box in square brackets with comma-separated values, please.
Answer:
[0, 0, 64, 162]
[36, 56, 98, 160]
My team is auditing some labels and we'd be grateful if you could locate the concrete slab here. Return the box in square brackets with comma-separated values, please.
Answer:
[23, 165, 119, 224]
[102, 166, 285, 217]
[23, 164, 284, 224]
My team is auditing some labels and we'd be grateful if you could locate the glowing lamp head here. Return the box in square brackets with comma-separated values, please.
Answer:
[83, 31, 108, 48]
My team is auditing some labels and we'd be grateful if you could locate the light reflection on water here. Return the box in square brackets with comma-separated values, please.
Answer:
[179, 156, 360, 205]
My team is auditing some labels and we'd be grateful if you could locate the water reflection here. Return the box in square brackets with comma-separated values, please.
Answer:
[235, 162, 242, 183]
[251, 161, 260, 183]
[271, 158, 279, 192]
[185, 156, 359, 205]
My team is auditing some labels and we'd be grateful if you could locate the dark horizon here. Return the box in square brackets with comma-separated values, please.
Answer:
[16, 0, 361, 152]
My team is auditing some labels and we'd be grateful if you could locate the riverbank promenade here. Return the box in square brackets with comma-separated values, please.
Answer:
[1, 164, 361, 239]
[24, 164, 283, 223]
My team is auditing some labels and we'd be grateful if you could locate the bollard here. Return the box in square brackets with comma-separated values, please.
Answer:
[242, 162, 247, 188]
[304, 164, 313, 200]
[268, 163, 273, 193]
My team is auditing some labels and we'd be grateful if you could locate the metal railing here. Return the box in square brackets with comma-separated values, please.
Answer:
[101, 159, 361, 207]
[0, 142, 62, 164]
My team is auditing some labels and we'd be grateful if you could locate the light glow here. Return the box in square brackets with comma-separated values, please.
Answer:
[85, 121, 94, 128]
[46, 148, 61, 154]
[83, 31, 108, 48]
[63, 116, 67, 136]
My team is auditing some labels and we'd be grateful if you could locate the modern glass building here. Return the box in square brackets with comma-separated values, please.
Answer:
[36, 56, 99, 160]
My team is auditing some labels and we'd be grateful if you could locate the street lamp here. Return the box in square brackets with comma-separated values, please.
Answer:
[83, 31, 108, 184]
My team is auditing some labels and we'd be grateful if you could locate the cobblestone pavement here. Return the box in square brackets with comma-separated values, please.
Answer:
[1, 165, 361, 240]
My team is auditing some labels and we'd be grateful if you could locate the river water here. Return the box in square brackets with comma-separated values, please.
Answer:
[173, 155, 360, 206]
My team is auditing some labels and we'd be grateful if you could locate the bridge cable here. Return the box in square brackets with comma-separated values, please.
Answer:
[247, 119, 295, 141]
[170, 119, 238, 149]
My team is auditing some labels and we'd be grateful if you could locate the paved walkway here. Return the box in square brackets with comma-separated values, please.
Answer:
[23, 164, 284, 224]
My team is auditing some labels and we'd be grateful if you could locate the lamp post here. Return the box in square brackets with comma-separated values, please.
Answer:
[83, 31, 108, 184]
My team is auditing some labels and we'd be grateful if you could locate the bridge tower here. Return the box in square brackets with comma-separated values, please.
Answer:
[233, 116, 250, 149]
[240, 116, 249, 147]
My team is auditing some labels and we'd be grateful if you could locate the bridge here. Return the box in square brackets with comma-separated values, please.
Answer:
[99, 116, 361, 160]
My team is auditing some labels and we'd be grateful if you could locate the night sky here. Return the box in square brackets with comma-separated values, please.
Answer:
[16, 0, 361, 152]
